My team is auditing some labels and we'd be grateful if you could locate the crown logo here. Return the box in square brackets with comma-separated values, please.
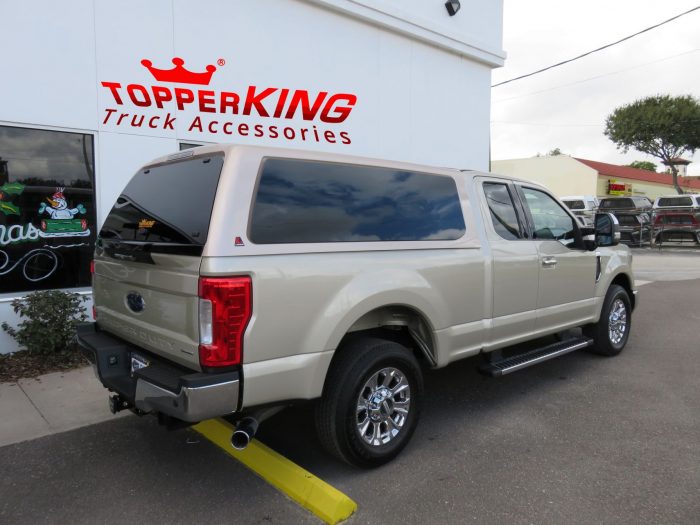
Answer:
[140, 57, 217, 85]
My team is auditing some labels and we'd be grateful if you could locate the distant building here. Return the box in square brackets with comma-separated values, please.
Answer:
[492, 156, 700, 200]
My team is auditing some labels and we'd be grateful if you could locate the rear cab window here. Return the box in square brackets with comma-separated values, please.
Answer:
[99, 155, 224, 258]
[249, 158, 465, 244]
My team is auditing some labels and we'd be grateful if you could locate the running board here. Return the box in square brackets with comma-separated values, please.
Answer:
[479, 337, 594, 377]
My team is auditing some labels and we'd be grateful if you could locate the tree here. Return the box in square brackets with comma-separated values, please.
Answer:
[626, 160, 657, 172]
[605, 95, 700, 194]
[548, 148, 563, 156]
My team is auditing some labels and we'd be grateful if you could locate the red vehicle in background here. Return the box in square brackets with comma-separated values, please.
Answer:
[652, 194, 700, 246]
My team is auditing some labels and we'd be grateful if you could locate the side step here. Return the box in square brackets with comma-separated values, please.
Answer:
[479, 337, 593, 377]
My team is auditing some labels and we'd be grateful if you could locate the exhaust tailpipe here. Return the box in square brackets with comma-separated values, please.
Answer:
[231, 417, 259, 450]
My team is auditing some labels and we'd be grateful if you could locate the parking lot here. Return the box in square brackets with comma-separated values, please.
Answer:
[1, 250, 698, 524]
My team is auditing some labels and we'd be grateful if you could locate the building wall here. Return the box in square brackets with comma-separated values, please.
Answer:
[0, 0, 504, 353]
[491, 156, 598, 196]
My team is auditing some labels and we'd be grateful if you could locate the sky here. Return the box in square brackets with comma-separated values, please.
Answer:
[491, 0, 700, 175]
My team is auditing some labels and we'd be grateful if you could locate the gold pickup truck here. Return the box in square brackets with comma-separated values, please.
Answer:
[78, 145, 636, 467]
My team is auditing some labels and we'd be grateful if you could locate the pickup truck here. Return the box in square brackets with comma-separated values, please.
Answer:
[78, 145, 636, 467]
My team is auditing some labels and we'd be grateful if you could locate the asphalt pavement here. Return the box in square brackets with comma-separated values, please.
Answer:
[1, 249, 698, 524]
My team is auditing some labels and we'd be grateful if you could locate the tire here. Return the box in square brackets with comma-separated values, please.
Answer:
[315, 337, 423, 468]
[584, 284, 632, 356]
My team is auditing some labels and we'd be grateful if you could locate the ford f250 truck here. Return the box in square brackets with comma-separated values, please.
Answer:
[78, 145, 636, 467]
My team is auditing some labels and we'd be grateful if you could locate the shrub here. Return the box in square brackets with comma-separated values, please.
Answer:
[1, 290, 88, 355]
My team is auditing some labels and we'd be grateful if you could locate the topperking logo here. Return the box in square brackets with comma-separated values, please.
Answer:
[100, 57, 357, 145]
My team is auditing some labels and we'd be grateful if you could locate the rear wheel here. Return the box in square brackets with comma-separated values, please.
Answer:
[315, 337, 423, 468]
[584, 284, 631, 356]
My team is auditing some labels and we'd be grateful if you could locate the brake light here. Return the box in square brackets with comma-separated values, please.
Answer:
[198, 276, 252, 367]
[90, 260, 95, 274]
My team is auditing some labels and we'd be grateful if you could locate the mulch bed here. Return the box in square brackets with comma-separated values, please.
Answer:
[0, 348, 90, 383]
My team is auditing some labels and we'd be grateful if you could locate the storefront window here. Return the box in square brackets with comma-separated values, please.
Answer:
[0, 126, 96, 294]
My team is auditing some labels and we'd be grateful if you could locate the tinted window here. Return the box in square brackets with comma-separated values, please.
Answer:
[657, 215, 694, 225]
[600, 198, 634, 210]
[0, 125, 96, 294]
[657, 197, 693, 207]
[521, 187, 576, 243]
[100, 156, 223, 254]
[617, 215, 640, 226]
[249, 159, 465, 243]
[483, 183, 522, 240]
[563, 200, 585, 210]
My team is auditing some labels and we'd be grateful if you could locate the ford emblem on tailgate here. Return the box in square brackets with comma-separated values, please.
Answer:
[126, 292, 145, 313]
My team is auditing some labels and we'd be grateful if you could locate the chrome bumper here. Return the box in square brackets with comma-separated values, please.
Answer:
[76, 323, 240, 423]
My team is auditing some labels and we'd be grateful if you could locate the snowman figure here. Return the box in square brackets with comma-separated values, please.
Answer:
[38, 187, 86, 219]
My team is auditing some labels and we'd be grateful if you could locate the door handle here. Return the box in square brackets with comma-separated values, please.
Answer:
[541, 256, 557, 268]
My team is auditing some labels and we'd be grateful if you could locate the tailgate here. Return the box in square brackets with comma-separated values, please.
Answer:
[93, 254, 201, 369]
[93, 152, 225, 370]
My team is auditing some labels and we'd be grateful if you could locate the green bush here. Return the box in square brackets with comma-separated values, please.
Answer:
[1, 290, 88, 355]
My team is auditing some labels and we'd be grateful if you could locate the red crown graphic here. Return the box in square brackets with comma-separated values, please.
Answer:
[141, 57, 217, 85]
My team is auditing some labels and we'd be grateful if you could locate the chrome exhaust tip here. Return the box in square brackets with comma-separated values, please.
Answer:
[231, 417, 259, 450]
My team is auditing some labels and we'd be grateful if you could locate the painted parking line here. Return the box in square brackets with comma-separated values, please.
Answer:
[193, 418, 357, 525]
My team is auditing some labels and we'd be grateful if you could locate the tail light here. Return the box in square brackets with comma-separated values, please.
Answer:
[90, 260, 95, 274]
[198, 276, 252, 368]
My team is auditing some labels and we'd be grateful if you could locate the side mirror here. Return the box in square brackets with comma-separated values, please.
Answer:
[595, 212, 620, 247]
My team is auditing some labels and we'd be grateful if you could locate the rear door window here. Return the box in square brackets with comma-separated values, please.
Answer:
[249, 158, 465, 243]
[100, 155, 224, 255]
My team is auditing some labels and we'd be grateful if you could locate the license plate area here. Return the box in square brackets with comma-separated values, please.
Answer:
[130, 353, 150, 375]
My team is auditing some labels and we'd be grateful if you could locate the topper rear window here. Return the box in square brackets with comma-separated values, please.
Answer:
[99, 155, 223, 255]
[657, 196, 694, 207]
[249, 158, 465, 243]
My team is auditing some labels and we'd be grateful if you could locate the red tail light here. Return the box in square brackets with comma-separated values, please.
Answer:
[90, 260, 95, 274]
[198, 276, 252, 368]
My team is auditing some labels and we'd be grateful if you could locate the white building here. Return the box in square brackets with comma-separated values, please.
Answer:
[0, 0, 504, 353]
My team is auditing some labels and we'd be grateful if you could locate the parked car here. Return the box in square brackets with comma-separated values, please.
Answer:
[598, 196, 653, 246]
[561, 195, 599, 227]
[652, 194, 700, 245]
[77, 145, 636, 467]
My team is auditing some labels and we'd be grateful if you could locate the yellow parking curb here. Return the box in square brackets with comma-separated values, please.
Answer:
[193, 418, 357, 525]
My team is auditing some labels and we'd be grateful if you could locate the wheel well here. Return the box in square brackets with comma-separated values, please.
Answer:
[338, 306, 437, 367]
[611, 273, 635, 309]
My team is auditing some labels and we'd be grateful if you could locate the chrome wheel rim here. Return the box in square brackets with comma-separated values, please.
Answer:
[608, 298, 627, 345]
[356, 367, 411, 446]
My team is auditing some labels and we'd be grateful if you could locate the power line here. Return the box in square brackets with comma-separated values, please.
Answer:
[492, 48, 700, 104]
[492, 5, 700, 88]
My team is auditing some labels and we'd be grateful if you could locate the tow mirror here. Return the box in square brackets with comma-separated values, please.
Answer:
[595, 212, 620, 247]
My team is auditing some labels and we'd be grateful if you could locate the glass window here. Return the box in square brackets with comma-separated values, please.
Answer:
[249, 158, 465, 243]
[562, 199, 585, 210]
[657, 196, 693, 208]
[617, 215, 640, 226]
[600, 198, 634, 210]
[483, 182, 522, 240]
[179, 142, 206, 151]
[99, 156, 224, 256]
[521, 187, 577, 244]
[0, 125, 96, 294]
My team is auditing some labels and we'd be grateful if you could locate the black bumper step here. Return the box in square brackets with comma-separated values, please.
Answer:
[479, 337, 593, 377]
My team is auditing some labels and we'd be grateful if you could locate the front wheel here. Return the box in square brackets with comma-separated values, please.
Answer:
[315, 337, 423, 468]
[584, 284, 632, 356]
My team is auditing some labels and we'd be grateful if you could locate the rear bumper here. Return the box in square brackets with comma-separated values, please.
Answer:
[76, 323, 240, 422]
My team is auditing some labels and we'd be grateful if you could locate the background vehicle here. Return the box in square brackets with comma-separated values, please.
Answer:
[561, 195, 599, 227]
[652, 194, 700, 246]
[599, 196, 652, 246]
[78, 145, 636, 467]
